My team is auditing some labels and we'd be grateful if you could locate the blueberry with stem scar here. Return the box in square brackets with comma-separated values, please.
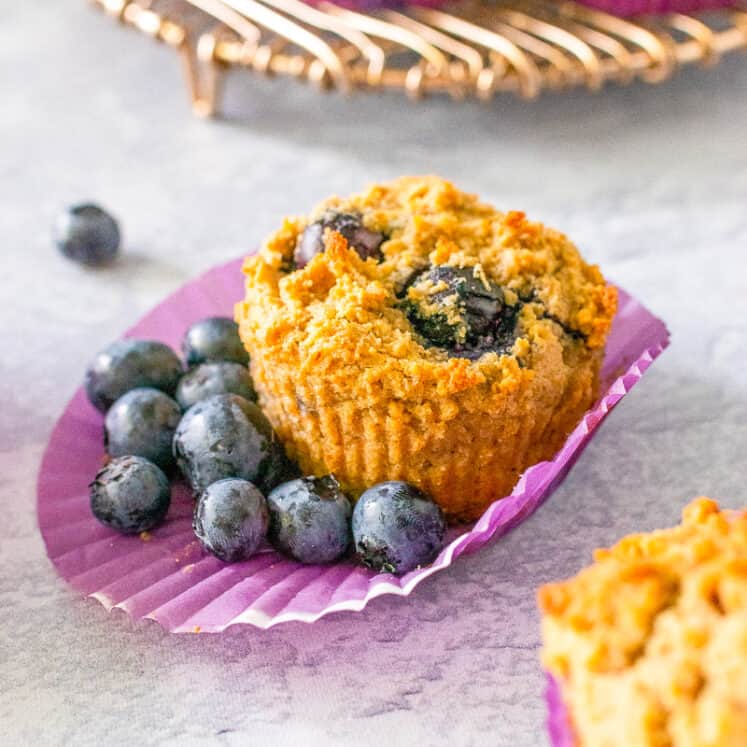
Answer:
[352, 481, 446, 575]
[267, 475, 352, 564]
[90, 456, 171, 534]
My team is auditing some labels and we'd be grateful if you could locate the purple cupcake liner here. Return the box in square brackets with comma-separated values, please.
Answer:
[37, 256, 669, 632]
[546, 673, 576, 747]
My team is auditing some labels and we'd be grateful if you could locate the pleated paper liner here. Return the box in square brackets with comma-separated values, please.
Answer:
[546, 673, 576, 747]
[37, 257, 669, 632]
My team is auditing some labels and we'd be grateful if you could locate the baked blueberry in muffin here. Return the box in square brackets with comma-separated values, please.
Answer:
[236, 176, 617, 521]
[295, 211, 385, 268]
[400, 265, 521, 359]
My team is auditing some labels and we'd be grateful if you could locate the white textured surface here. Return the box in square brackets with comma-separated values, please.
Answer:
[2, 2, 747, 745]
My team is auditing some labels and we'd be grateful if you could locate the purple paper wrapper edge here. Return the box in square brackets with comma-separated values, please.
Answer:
[37, 257, 670, 633]
[546, 673, 576, 747]
[301, 0, 737, 15]
[575, 0, 736, 15]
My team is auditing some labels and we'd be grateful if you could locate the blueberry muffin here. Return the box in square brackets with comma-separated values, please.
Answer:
[539, 498, 747, 747]
[235, 176, 617, 522]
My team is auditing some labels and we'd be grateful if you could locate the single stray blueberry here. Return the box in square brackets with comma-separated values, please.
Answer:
[54, 203, 121, 266]
[182, 317, 249, 367]
[175, 361, 257, 410]
[193, 478, 269, 562]
[90, 455, 171, 534]
[173, 393, 275, 493]
[85, 338, 183, 412]
[267, 475, 352, 564]
[352, 481, 446, 575]
[294, 212, 385, 268]
[105, 387, 181, 470]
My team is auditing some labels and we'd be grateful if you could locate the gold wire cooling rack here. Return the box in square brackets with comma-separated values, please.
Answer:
[92, 0, 747, 115]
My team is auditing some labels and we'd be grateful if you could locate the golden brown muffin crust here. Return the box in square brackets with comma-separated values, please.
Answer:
[540, 498, 747, 747]
[236, 176, 617, 521]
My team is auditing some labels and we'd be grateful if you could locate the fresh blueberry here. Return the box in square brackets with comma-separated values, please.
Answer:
[173, 393, 275, 493]
[193, 478, 269, 562]
[294, 212, 385, 268]
[54, 203, 121, 266]
[352, 481, 446, 575]
[90, 455, 171, 534]
[402, 266, 519, 357]
[105, 387, 181, 470]
[182, 317, 248, 367]
[85, 338, 183, 412]
[175, 361, 257, 410]
[267, 475, 352, 564]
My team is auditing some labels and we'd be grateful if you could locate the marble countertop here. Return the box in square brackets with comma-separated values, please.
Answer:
[3, 2, 746, 745]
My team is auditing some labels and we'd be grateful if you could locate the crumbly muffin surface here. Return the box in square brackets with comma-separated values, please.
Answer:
[236, 176, 616, 520]
[540, 498, 747, 747]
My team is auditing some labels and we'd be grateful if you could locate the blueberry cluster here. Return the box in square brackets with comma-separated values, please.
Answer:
[84, 317, 446, 574]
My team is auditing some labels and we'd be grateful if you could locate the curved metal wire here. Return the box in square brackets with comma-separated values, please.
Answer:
[89, 0, 747, 115]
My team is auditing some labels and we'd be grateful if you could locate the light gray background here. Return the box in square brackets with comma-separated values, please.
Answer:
[2, 2, 746, 745]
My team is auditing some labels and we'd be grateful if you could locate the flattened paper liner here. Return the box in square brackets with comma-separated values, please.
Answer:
[546, 673, 576, 747]
[37, 257, 669, 632]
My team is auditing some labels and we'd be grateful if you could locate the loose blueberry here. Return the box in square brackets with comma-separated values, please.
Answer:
[90, 455, 171, 534]
[294, 212, 385, 268]
[193, 478, 269, 562]
[173, 393, 275, 493]
[175, 361, 257, 410]
[105, 387, 181, 470]
[54, 203, 121, 266]
[267, 475, 352, 564]
[182, 317, 248, 367]
[403, 266, 519, 357]
[352, 481, 446, 575]
[85, 338, 183, 412]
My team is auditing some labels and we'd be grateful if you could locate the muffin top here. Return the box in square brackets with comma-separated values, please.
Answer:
[540, 498, 747, 745]
[237, 176, 616, 402]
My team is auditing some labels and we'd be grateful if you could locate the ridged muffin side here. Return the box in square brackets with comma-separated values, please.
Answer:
[539, 498, 747, 747]
[235, 176, 616, 522]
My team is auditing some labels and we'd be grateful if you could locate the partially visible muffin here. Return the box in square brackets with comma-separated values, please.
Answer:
[236, 176, 616, 521]
[576, 1, 735, 16]
[539, 498, 747, 747]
